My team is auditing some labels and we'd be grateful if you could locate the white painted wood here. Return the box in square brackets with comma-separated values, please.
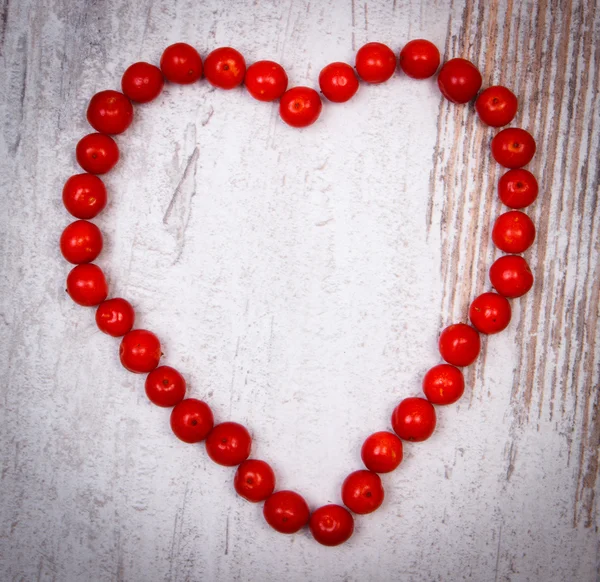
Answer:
[0, 0, 598, 581]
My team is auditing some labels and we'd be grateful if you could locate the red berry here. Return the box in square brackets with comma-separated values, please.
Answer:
[422, 364, 465, 405]
[145, 365, 186, 407]
[437, 58, 482, 103]
[309, 505, 354, 546]
[76, 133, 119, 175]
[204, 47, 246, 89]
[205, 422, 252, 466]
[399, 39, 440, 79]
[121, 62, 164, 103]
[66, 263, 108, 306]
[62, 174, 107, 219]
[469, 292, 512, 335]
[263, 490, 310, 534]
[86, 90, 133, 135]
[489, 255, 534, 298]
[492, 210, 536, 253]
[234, 459, 276, 502]
[475, 86, 518, 127]
[341, 470, 384, 514]
[119, 329, 161, 373]
[170, 398, 213, 443]
[95, 297, 135, 337]
[279, 87, 322, 128]
[438, 323, 481, 367]
[391, 397, 436, 442]
[498, 169, 539, 209]
[60, 220, 103, 264]
[355, 42, 397, 84]
[361, 431, 403, 473]
[491, 128, 536, 168]
[160, 43, 203, 84]
[244, 60, 288, 101]
[318, 62, 359, 103]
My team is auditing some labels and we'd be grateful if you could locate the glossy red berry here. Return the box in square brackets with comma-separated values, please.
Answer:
[204, 47, 246, 89]
[491, 128, 536, 168]
[361, 431, 403, 473]
[309, 505, 354, 546]
[355, 42, 397, 83]
[475, 86, 518, 127]
[318, 62, 359, 103]
[422, 364, 465, 405]
[498, 169, 539, 209]
[244, 60, 288, 101]
[66, 263, 108, 306]
[119, 329, 161, 373]
[62, 174, 107, 219]
[263, 490, 310, 534]
[86, 90, 133, 135]
[170, 398, 213, 443]
[492, 211, 536, 253]
[391, 397, 437, 442]
[234, 459, 276, 502]
[469, 292, 512, 335]
[145, 365, 186, 407]
[489, 255, 534, 298]
[76, 133, 119, 175]
[399, 39, 440, 79]
[341, 470, 384, 514]
[279, 87, 322, 128]
[205, 422, 252, 466]
[437, 58, 482, 103]
[438, 323, 481, 366]
[121, 62, 165, 103]
[60, 220, 103, 264]
[95, 298, 135, 337]
[160, 43, 203, 84]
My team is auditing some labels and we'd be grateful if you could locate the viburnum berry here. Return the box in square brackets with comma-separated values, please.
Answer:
[361, 431, 403, 473]
[438, 323, 481, 367]
[66, 263, 108, 306]
[62, 174, 107, 219]
[422, 364, 465, 405]
[145, 365, 186, 407]
[263, 490, 310, 534]
[234, 459, 276, 502]
[475, 86, 518, 127]
[437, 58, 482, 103]
[469, 292, 512, 334]
[244, 60, 288, 101]
[309, 504, 354, 546]
[76, 133, 119, 174]
[160, 43, 203, 84]
[279, 87, 322, 127]
[492, 210, 536, 253]
[170, 398, 213, 443]
[60, 220, 103, 264]
[399, 39, 440, 79]
[489, 255, 534, 298]
[119, 329, 161, 373]
[205, 422, 252, 466]
[355, 42, 397, 83]
[86, 90, 134, 135]
[95, 297, 135, 337]
[491, 128, 536, 168]
[204, 47, 246, 89]
[391, 397, 436, 442]
[318, 62, 359, 103]
[341, 470, 384, 514]
[498, 169, 539, 209]
[121, 62, 164, 103]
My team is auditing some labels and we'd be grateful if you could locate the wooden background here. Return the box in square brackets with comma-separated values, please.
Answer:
[1, 0, 598, 580]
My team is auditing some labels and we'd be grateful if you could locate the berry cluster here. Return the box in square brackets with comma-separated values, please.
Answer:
[61, 39, 538, 546]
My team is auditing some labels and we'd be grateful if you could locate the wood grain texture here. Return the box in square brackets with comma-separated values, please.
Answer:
[0, 0, 598, 581]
